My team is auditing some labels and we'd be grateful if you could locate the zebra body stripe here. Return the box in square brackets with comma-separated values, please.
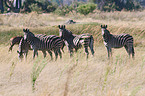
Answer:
[23, 29, 63, 59]
[58, 25, 94, 58]
[101, 25, 134, 58]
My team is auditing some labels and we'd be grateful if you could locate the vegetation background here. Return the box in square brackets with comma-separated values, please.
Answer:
[0, 0, 145, 96]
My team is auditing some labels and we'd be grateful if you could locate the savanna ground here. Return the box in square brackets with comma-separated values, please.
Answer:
[0, 11, 145, 96]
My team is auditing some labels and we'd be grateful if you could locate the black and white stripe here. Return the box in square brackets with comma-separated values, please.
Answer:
[58, 25, 94, 58]
[17, 34, 48, 60]
[101, 25, 135, 58]
[23, 28, 64, 60]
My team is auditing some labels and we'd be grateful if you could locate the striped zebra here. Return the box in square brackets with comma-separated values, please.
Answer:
[17, 37, 31, 60]
[58, 25, 94, 58]
[23, 28, 64, 60]
[101, 25, 135, 58]
[17, 34, 48, 60]
[9, 36, 23, 51]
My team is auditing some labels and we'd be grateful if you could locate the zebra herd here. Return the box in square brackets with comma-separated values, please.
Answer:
[9, 25, 135, 60]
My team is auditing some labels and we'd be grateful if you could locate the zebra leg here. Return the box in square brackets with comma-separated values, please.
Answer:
[25, 50, 29, 60]
[124, 45, 132, 58]
[84, 47, 89, 59]
[54, 49, 58, 61]
[33, 49, 38, 59]
[47, 50, 53, 60]
[75, 48, 79, 52]
[42, 50, 47, 58]
[68, 47, 73, 57]
[58, 49, 62, 59]
[106, 47, 111, 58]
[132, 46, 135, 58]
[128, 46, 134, 58]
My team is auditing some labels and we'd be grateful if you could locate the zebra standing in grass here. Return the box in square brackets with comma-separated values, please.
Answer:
[101, 25, 135, 58]
[17, 34, 48, 60]
[58, 25, 94, 58]
[23, 28, 64, 60]
[17, 37, 31, 60]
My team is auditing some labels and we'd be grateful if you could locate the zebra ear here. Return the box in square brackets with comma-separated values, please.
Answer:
[105, 25, 107, 28]
[63, 25, 65, 29]
[58, 25, 61, 29]
[23, 29, 26, 32]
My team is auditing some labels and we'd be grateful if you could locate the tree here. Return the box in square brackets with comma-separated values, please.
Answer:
[4, 0, 22, 12]
[0, 0, 4, 13]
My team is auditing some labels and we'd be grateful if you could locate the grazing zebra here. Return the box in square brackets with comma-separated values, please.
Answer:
[17, 34, 47, 60]
[23, 28, 64, 60]
[17, 37, 31, 60]
[58, 25, 94, 58]
[9, 36, 23, 51]
[101, 25, 135, 58]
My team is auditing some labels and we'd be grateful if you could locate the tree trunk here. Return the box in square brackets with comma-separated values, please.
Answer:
[0, 0, 4, 13]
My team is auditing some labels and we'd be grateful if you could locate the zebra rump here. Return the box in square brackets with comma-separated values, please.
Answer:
[58, 25, 94, 58]
[101, 25, 135, 58]
[9, 36, 23, 51]
[23, 28, 63, 60]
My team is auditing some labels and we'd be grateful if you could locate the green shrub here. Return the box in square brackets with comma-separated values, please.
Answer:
[77, 3, 97, 15]
[29, 3, 42, 13]
[54, 5, 73, 16]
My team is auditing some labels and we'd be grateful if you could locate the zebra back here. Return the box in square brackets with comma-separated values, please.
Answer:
[23, 28, 63, 51]
[101, 25, 134, 58]
[58, 25, 94, 58]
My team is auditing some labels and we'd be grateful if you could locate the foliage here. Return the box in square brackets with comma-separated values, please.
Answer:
[99, 0, 142, 12]
[29, 3, 42, 13]
[23, 0, 57, 13]
[77, 3, 97, 15]
[54, 5, 74, 16]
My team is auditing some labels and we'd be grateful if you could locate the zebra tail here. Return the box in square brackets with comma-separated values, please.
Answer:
[89, 35, 95, 55]
[132, 46, 135, 57]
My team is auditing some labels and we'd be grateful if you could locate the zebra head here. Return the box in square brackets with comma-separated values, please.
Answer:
[17, 50, 23, 60]
[17, 38, 24, 60]
[58, 25, 72, 40]
[100, 25, 110, 36]
[23, 28, 35, 40]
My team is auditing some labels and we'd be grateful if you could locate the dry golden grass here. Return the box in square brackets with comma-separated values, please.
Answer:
[0, 44, 144, 96]
[0, 11, 145, 96]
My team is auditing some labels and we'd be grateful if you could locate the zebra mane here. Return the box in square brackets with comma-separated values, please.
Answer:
[65, 29, 73, 35]
[23, 28, 35, 37]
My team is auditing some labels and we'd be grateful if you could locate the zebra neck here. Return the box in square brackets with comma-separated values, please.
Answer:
[27, 36, 36, 45]
[103, 33, 113, 42]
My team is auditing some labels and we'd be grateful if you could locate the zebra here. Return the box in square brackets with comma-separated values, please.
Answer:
[101, 25, 135, 58]
[9, 36, 23, 51]
[17, 34, 48, 60]
[23, 28, 64, 60]
[58, 25, 94, 58]
[17, 37, 31, 60]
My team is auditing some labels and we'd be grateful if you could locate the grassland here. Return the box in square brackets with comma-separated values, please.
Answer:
[0, 11, 145, 96]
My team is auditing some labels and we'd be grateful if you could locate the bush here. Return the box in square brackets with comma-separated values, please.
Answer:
[29, 3, 42, 13]
[54, 5, 73, 16]
[77, 3, 97, 15]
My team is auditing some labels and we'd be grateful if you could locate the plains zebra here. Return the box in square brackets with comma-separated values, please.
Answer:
[9, 36, 23, 51]
[23, 28, 64, 60]
[58, 25, 94, 58]
[17, 37, 31, 60]
[101, 25, 135, 58]
[17, 34, 48, 60]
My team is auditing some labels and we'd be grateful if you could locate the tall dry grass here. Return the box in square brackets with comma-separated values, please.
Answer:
[0, 11, 145, 96]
